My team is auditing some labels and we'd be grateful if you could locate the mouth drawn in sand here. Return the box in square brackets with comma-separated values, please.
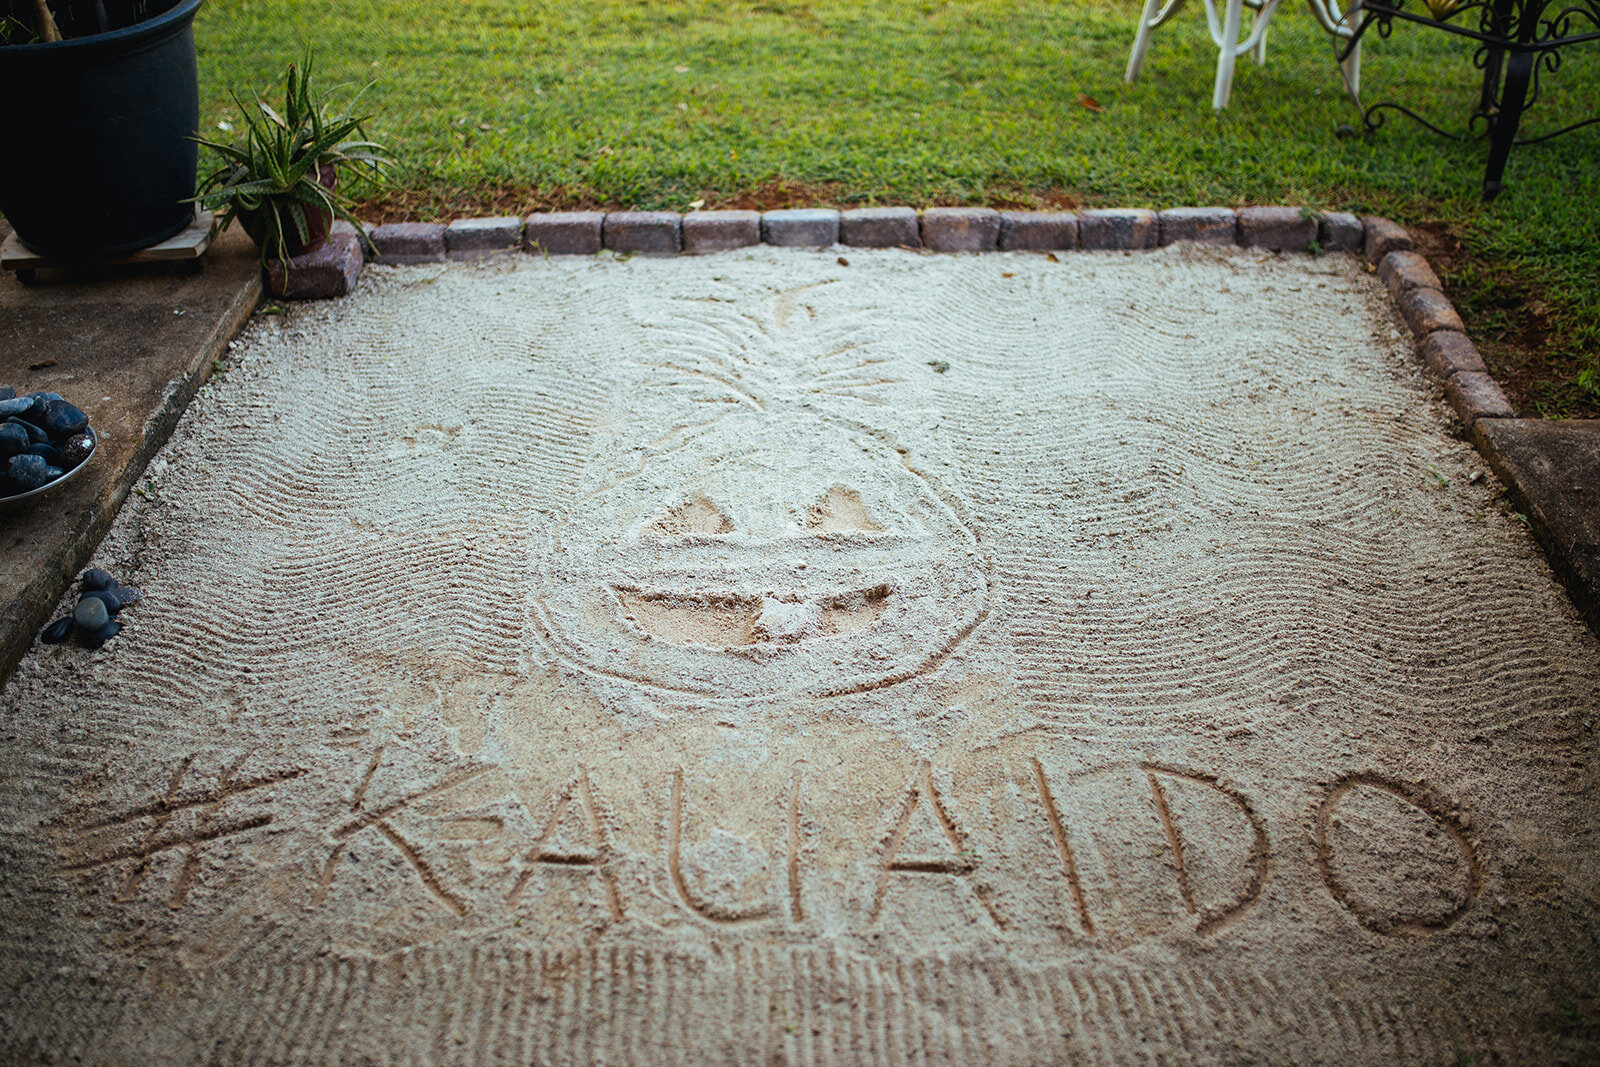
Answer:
[536, 410, 992, 700]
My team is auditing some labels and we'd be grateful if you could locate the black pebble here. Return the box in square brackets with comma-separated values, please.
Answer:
[73, 596, 110, 632]
[113, 586, 142, 606]
[41, 617, 74, 644]
[0, 386, 15, 401]
[81, 568, 116, 591]
[60, 433, 94, 468]
[80, 620, 122, 650]
[7, 417, 47, 444]
[9, 453, 54, 490]
[42, 399, 89, 438]
[81, 589, 123, 615]
[0, 396, 32, 417]
[26, 443, 63, 465]
[0, 424, 26, 458]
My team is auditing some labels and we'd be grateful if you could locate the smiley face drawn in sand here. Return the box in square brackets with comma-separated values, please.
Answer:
[535, 408, 991, 700]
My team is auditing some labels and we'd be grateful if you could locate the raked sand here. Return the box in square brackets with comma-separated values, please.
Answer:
[3, 243, 1598, 1064]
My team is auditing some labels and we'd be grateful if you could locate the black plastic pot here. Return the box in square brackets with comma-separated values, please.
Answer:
[0, 0, 203, 261]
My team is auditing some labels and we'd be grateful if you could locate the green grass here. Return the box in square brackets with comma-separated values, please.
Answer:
[193, 0, 1600, 413]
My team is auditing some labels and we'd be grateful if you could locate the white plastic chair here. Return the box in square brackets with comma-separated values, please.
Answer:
[1124, 0, 1363, 110]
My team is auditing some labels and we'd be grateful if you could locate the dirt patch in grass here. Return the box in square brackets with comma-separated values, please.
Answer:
[354, 183, 612, 224]
[354, 181, 1085, 222]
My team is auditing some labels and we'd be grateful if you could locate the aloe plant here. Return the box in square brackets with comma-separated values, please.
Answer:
[195, 57, 391, 264]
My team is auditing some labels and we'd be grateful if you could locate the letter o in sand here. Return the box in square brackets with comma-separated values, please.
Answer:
[1315, 776, 1481, 936]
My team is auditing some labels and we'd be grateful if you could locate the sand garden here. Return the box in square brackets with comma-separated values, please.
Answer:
[2, 241, 1598, 1063]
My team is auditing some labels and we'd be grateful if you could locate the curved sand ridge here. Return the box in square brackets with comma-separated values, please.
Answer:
[2, 244, 1599, 1063]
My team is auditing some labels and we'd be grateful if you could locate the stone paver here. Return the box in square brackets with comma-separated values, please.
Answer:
[1158, 207, 1236, 246]
[1445, 370, 1516, 428]
[266, 224, 363, 300]
[446, 217, 523, 261]
[920, 208, 1001, 252]
[1380, 250, 1445, 300]
[1399, 286, 1466, 336]
[1419, 331, 1489, 379]
[1473, 418, 1600, 634]
[369, 222, 445, 264]
[604, 212, 682, 255]
[1362, 217, 1414, 266]
[999, 211, 1078, 251]
[840, 207, 920, 248]
[525, 212, 604, 255]
[1238, 206, 1318, 251]
[762, 209, 839, 247]
[1319, 212, 1364, 253]
[1078, 209, 1159, 250]
[682, 211, 761, 253]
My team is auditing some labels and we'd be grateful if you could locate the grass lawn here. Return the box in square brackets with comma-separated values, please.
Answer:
[194, 0, 1599, 415]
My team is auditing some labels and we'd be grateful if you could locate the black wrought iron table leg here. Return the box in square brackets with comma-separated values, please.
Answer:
[1477, 0, 1517, 116]
[1482, 48, 1533, 199]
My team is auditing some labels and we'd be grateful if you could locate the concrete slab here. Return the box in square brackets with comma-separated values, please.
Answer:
[0, 222, 261, 687]
[3, 243, 1598, 1063]
[1473, 418, 1600, 634]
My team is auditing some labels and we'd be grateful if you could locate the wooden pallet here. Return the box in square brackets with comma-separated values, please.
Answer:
[2, 210, 216, 282]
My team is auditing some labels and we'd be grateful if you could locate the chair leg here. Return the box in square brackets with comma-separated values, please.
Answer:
[1126, 0, 1166, 82]
[1213, 0, 1245, 108]
[1253, 16, 1268, 64]
[1339, 0, 1363, 100]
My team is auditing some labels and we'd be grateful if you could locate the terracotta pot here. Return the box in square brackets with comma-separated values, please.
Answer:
[239, 163, 337, 258]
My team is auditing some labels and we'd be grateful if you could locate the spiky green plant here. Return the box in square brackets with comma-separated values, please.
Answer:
[195, 56, 390, 264]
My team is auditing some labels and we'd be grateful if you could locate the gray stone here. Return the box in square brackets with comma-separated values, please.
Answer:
[1158, 207, 1236, 246]
[762, 209, 840, 248]
[1077, 209, 1159, 250]
[1320, 212, 1363, 253]
[72, 596, 109, 632]
[1238, 206, 1318, 251]
[1362, 217, 1414, 266]
[1419, 331, 1488, 379]
[604, 212, 682, 254]
[1379, 250, 1445, 302]
[998, 211, 1078, 251]
[921, 208, 1001, 252]
[1445, 371, 1514, 428]
[1399, 287, 1466, 337]
[682, 211, 761, 253]
[369, 222, 445, 264]
[266, 227, 363, 300]
[525, 212, 604, 255]
[445, 217, 523, 261]
[1472, 418, 1600, 637]
[840, 207, 920, 248]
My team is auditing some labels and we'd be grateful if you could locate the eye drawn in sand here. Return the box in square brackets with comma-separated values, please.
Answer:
[534, 292, 992, 702]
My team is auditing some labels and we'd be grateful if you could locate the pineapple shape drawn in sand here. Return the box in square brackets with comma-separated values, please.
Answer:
[536, 281, 993, 701]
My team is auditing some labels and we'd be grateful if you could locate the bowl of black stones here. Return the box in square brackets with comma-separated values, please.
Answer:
[40, 569, 141, 651]
[1, 385, 97, 507]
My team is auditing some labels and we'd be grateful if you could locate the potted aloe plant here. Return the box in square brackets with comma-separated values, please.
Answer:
[0, 0, 204, 261]
[194, 57, 390, 265]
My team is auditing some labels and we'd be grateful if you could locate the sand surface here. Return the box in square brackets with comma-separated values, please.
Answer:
[3, 244, 1599, 1064]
